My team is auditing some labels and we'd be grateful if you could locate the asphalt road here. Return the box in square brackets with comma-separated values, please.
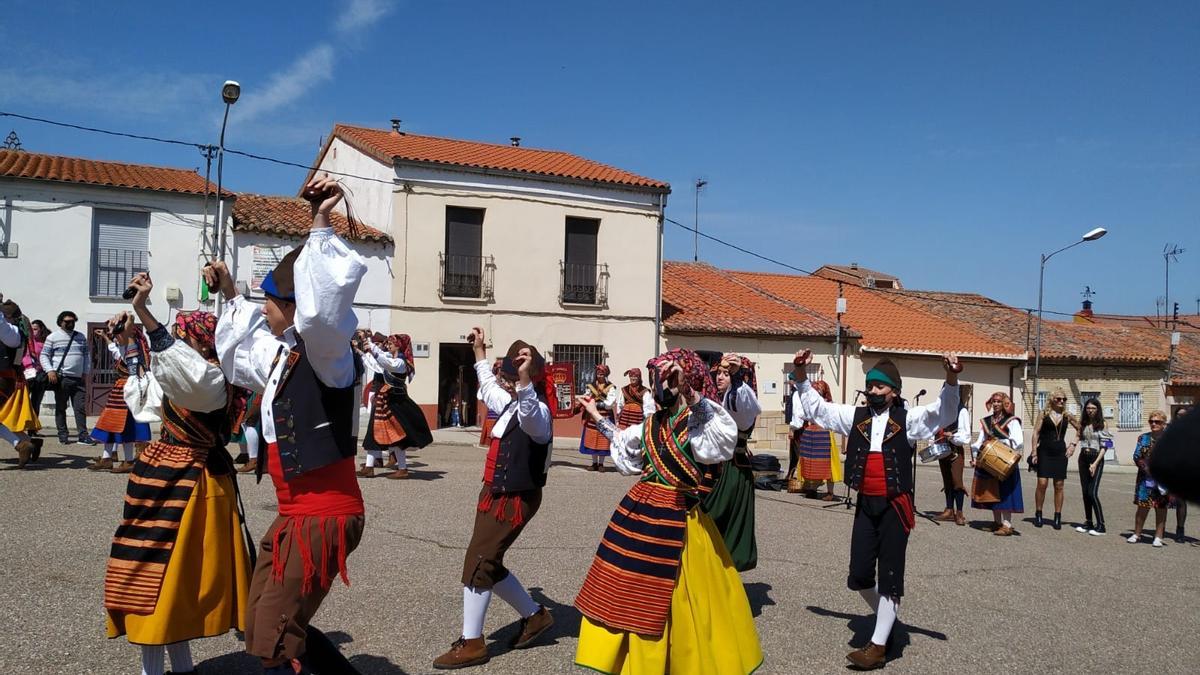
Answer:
[1, 439, 1195, 674]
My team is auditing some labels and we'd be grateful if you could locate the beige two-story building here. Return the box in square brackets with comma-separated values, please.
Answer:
[308, 122, 670, 433]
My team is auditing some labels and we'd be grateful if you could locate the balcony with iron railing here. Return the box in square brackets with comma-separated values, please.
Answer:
[439, 253, 495, 301]
[92, 248, 149, 299]
[560, 261, 609, 307]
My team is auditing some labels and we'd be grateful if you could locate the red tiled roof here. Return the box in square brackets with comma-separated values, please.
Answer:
[0, 149, 226, 197]
[328, 124, 670, 191]
[662, 262, 845, 338]
[1077, 312, 1200, 333]
[730, 271, 1025, 359]
[232, 194, 392, 244]
[1172, 332, 1200, 386]
[883, 289, 1172, 364]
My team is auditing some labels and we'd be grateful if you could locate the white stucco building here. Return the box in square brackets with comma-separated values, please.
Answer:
[308, 122, 671, 432]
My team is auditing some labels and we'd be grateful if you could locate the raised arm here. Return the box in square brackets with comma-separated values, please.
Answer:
[724, 380, 762, 432]
[370, 344, 408, 375]
[145, 325, 227, 412]
[293, 227, 366, 388]
[514, 382, 553, 444]
[215, 295, 283, 394]
[796, 379, 855, 436]
[474, 358, 513, 415]
[687, 398, 739, 465]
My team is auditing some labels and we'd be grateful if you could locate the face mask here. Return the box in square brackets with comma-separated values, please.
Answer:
[655, 385, 680, 409]
[866, 392, 889, 410]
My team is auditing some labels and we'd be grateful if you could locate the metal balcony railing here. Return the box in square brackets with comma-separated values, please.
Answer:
[560, 261, 609, 306]
[92, 248, 149, 298]
[439, 253, 495, 301]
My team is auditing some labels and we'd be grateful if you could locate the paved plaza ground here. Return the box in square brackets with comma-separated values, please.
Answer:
[2, 437, 1196, 674]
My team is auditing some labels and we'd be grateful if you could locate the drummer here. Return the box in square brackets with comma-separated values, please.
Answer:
[970, 392, 1025, 536]
[932, 386, 972, 526]
[793, 351, 962, 671]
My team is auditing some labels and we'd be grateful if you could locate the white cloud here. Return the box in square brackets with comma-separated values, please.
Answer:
[0, 68, 209, 118]
[229, 44, 336, 126]
[336, 0, 395, 34]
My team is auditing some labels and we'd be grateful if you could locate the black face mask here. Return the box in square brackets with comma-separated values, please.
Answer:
[655, 385, 680, 409]
[866, 392, 889, 411]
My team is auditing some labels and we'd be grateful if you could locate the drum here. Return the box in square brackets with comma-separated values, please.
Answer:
[919, 442, 955, 464]
[978, 439, 1018, 481]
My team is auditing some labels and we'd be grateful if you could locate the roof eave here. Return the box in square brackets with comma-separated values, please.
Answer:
[0, 174, 229, 199]
[860, 345, 1029, 361]
[392, 159, 671, 195]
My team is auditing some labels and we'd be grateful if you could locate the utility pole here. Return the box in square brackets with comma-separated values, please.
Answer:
[1163, 244, 1184, 328]
[693, 179, 707, 262]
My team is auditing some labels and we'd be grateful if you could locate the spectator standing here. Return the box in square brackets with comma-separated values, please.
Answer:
[39, 310, 94, 445]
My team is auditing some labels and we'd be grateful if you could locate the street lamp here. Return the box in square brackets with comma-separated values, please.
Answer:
[1033, 226, 1108, 399]
[693, 179, 707, 262]
[214, 80, 240, 264]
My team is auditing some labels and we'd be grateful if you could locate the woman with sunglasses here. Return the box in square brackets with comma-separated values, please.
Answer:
[1129, 411, 1173, 547]
[1030, 388, 1081, 530]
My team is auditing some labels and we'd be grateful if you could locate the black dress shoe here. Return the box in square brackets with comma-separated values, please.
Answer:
[1052, 513, 1062, 530]
[1034, 511, 1044, 528]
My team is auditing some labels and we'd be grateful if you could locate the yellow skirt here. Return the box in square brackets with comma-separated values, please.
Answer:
[575, 509, 764, 675]
[0, 381, 41, 433]
[106, 470, 251, 645]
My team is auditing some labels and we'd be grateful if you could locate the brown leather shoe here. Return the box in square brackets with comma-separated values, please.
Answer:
[356, 465, 375, 478]
[111, 461, 134, 474]
[87, 457, 114, 472]
[933, 508, 956, 522]
[385, 455, 398, 469]
[821, 492, 838, 501]
[387, 468, 410, 480]
[846, 642, 887, 670]
[586, 464, 597, 472]
[510, 606, 554, 649]
[15, 439, 34, 469]
[432, 636, 489, 669]
[993, 525, 1014, 536]
[955, 512, 967, 526]
[237, 458, 258, 474]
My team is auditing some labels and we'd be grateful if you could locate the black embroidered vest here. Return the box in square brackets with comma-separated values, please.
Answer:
[490, 410, 552, 494]
[259, 340, 358, 482]
[844, 406, 915, 498]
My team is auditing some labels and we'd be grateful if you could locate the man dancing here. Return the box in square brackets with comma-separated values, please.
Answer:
[212, 175, 366, 674]
[794, 350, 961, 670]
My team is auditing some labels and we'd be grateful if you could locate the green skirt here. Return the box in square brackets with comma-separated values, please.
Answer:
[701, 459, 757, 572]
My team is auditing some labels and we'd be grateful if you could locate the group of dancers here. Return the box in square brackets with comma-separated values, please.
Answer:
[0, 176, 982, 672]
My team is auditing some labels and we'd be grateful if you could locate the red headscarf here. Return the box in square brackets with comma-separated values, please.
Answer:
[174, 311, 217, 357]
[594, 363, 611, 379]
[388, 334, 415, 381]
[810, 379, 833, 402]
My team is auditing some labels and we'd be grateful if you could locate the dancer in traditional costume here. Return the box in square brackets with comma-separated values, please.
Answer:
[579, 364, 618, 472]
[360, 333, 433, 479]
[103, 279, 252, 675]
[574, 348, 762, 674]
[789, 379, 843, 499]
[433, 327, 555, 670]
[931, 386, 972, 526]
[212, 177, 367, 674]
[794, 350, 961, 671]
[0, 301, 41, 467]
[614, 367, 654, 429]
[89, 320, 152, 474]
[970, 392, 1024, 536]
[702, 352, 762, 572]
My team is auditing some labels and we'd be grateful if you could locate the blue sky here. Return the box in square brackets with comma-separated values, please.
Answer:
[2, 1, 1197, 317]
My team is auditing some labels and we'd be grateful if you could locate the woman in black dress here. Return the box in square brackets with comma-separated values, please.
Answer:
[1030, 388, 1080, 530]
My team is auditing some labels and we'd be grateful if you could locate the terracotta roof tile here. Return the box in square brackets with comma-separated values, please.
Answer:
[232, 194, 391, 244]
[730, 271, 1025, 359]
[882, 290, 1172, 364]
[0, 149, 225, 196]
[662, 262, 844, 338]
[331, 124, 669, 191]
[1172, 332, 1200, 386]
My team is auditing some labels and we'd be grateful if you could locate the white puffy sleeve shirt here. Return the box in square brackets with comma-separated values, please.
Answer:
[608, 399, 738, 476]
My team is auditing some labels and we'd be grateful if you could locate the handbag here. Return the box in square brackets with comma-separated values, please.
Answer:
[123, 370, 163, 423]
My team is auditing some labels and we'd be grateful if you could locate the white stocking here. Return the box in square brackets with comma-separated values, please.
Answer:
[121, 443, 136, 462]
[871, 595, 899, 646]
[166, 641, 193, 672]
[492, 572, 539, 618]
[244, 425, 260, 460]
[140, 645, 165, 675]
[462, 586, 493, 639]
[394, 449, 408, 470]
[101, 443, 115, 460]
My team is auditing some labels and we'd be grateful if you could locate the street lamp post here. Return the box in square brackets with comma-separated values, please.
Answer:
[214, 80, 240, 264]
[693, 179, 706, 262]
[1033, 227, 1108, 400]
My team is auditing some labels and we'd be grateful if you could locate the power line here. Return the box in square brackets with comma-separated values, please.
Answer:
[3, 109, 1148, 324]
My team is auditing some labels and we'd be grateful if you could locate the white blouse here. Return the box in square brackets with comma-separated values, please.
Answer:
[607, 399, 737, 476]
[972, 416, 1025, 456]
[143, 340, 227, 415]
[796, 379, 958, 453]
[474, 359, 553, 445]
[722, 383, 762, 432]
[614, 387, 656, 420]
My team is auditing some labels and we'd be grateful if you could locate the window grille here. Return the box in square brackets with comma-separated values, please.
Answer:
[552, 344, 605, 395]
[1117, 392, 1142, 431]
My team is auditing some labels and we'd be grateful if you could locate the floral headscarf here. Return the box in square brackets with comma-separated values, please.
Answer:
[594, 364, 611, 380]
[174, 311, 217, 357]
[712, 352, 758, 394]
[646, 348, 719, 404]
[388, 333, 415, 381]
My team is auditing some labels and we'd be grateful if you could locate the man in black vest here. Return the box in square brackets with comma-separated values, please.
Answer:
[794, 349, 961, 671]
[434, 326, 555, 670]
[212, 175, 366, 675]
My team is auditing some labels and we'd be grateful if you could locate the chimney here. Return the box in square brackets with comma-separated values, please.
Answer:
[390, 118, 404, 135]
[849, 262, 859, 270]
[510, 136, 521, 147]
